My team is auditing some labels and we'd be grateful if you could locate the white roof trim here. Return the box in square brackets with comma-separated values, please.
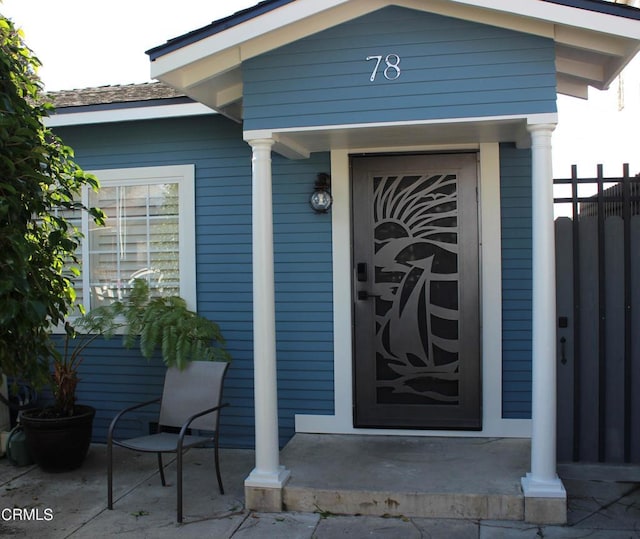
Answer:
[45, 101, 215, 127]
[453, 0, 640, 39]
[151, 0, 354, 79]
[150, 0, 640, 114]
[152, 0, 640, 75]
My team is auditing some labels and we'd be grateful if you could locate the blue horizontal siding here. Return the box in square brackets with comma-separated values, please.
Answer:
[272, 153, 334, 445]
[54, 116, 334, 448]
[500, 143, 533, 419]
[244, 6, 557, 130]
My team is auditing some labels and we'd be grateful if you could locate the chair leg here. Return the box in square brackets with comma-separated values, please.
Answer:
[157, 453, 166, 487]
[214, 436, 224, 495]
[176, 450, 183, 523]
[107, 440, 113, 510]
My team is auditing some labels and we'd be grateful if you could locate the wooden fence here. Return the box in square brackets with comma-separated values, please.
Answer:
[555, 164, 640, 463]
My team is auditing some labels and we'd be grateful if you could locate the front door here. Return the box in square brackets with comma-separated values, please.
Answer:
[352, 153, 481, 430]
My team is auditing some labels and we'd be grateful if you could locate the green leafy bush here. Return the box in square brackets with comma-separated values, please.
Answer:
[0, 16, 104, 387]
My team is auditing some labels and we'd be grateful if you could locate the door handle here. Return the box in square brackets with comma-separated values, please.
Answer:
[358, 290, 381, 301]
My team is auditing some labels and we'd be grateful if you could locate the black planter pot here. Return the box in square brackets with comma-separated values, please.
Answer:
[21, 405, 95, 472]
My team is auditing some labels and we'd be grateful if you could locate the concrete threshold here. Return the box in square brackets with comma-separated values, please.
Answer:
[280, 434, 529, 521]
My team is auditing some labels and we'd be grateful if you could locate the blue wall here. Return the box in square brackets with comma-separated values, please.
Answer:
[272, 155, 335, 443]
[55, 115, 333, 447]
[243, 6, 557, 130]
[55, 118, 536, 438]
[499, 143, 533, 419]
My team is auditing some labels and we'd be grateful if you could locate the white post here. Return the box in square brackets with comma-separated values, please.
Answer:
[521, 123, 566, 499]
[244, 138, 290, 496]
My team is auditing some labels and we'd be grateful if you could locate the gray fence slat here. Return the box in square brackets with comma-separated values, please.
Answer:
[604, 217, 625, 462]
[555, 217, 574, 462]
[578, 216, 600, 462]
[631, 215, 640, 462]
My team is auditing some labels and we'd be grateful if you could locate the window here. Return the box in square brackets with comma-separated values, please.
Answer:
[74, 165, 195, 312]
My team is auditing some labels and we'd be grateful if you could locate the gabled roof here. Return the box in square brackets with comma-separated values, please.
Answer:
[147, 0, 295, 61]
[147, 0, 640, 61]
[147, 0, 640, 121]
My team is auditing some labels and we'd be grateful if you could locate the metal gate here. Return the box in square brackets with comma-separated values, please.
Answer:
[555, 164, 640, 463]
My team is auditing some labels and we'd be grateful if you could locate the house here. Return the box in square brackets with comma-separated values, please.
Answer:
[47, 0, 640, 523]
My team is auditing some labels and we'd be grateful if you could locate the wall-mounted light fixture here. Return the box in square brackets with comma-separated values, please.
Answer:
[310, 173, 332, 213]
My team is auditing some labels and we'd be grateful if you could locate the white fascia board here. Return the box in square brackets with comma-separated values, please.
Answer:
[398, 0, 554, 38]
[151, 0, 550, 82]
[167, 1, 385, 92]
[150, 0, 355, 79]
[448, 0, 640, 40]
[556, 26, 633, 57]
[45, 102, 215, 127]
[151, 0, 640, 83]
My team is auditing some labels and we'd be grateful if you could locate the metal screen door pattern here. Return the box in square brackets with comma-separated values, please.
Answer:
[352, 154, 480, 430]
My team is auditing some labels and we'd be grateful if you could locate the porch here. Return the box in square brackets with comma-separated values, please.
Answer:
[2, 438, 639, 537]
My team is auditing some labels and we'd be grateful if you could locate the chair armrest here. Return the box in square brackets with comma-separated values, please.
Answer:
[107, 397, 162, 443]
[177, 403, 230, 446]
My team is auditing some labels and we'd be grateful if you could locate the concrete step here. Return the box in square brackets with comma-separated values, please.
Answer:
[280, 434, 529, 520]
[283, 485, 523, 520]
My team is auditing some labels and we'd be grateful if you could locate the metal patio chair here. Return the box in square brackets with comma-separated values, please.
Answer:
[107, 361, 229, 523]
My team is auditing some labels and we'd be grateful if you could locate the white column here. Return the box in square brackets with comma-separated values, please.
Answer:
[521, 123, 566, 499]
[245, 138, 290, 489]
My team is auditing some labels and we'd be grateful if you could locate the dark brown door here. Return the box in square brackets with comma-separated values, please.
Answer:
[352, 153, 481, 429]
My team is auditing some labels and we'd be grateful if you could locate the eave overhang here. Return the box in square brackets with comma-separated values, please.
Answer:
[148, 0, 640, 121]
[241, 113, 558, 160]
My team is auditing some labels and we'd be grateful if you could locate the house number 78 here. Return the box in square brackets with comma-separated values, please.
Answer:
[366, 54, 401, 82]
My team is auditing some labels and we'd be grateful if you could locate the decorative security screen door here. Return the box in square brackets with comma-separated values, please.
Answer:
[352, 154, 481, 430]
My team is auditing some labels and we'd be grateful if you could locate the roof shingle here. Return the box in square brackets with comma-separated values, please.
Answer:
[48, 82, 185, 108]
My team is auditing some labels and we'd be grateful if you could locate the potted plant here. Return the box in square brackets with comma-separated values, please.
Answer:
[19, 311, 123, 471]
[20, 279, 230, 471]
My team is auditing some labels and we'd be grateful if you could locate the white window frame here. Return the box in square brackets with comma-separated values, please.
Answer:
[78, 164, 196, 312]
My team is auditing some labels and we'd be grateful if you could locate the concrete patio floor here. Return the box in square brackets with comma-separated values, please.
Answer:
[0, 436, 638, 538]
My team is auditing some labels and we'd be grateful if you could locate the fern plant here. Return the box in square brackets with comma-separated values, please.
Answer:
[113, 279, 230, 369]
[26, 280, 228, 418]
